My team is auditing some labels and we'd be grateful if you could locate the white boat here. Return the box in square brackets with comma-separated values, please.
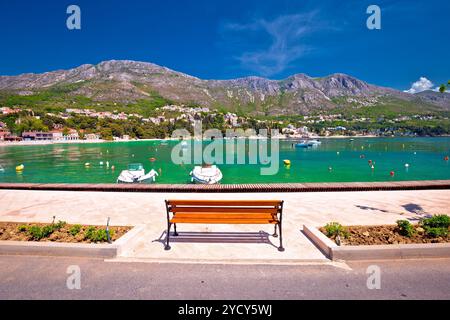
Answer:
[117, 163, 158, 184]
[307, 139, 322, 146]
[0, 165, 4, 172]
[190, 165, 223, 184]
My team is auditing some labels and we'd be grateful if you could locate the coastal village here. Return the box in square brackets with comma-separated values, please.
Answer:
[1, 104, 445, 143]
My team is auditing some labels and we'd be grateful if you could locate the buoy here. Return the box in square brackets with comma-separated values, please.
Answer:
[283, 160, 291, 166]
[371, 165, 375, 170]
[111, 165, 115, 171]
[337, 152, 340, 155]
[390, 171, 395, 177]
[328, 166, 333, 171]
[149, 158, 156, 162]
[405, 164, 410, 168]
[99, 161, 104, 166]
[445, 156, 449, 161]
[368, 160, 373, 165]
[15, 164, 24, 172]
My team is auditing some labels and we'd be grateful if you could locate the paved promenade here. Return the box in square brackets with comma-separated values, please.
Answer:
[1, 189, 449, 262]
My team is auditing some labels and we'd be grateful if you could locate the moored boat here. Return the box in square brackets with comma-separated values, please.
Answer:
[295, 141, 309, 148]
[307, 139, 322, 146]
[117, 163, 159, 184]
[190, 165, 223, 184]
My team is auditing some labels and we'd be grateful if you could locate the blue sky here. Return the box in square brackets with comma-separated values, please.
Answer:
[0, 0, 449, 91]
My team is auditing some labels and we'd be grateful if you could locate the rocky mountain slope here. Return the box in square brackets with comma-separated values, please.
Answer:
[0, 60, 448, 115]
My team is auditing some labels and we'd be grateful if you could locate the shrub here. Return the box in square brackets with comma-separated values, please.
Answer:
[17, 225, 28, 232]
[396, 220, 416, 238]
[69, 225, 82, 236]
[84, 226, 114, 242]
[425, 227, 449, 238]
[52, 221, 67, 231]
[422, 215, 450, 229]
[421, 215, 450, 238]
[27, 226, 46, 240]
[324, 222, 349, 239]
[26, 221, 66, 240]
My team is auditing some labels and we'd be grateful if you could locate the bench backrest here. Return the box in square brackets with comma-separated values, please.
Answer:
[166, 200, 283, 215]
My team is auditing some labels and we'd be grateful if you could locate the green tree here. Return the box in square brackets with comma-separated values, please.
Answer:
[62, 127, 70, 136]
[15, 117, 48, 134]
[100, 128, 113, 140]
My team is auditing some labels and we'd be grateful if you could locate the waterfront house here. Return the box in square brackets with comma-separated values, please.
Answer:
[22, 131, 53, 141]
[85, 133, 100, 140]
[50, 130, 64, 141]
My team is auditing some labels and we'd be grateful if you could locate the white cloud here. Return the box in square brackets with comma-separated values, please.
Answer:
[404, 77, 434, 94]
[222, 12, 329, 77]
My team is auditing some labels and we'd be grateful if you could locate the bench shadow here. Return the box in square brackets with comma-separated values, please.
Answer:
[153, 230, 279, 249]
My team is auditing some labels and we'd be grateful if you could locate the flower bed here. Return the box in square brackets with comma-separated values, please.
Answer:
[320, 215, 450, 246]
[0, 222, 132, 244]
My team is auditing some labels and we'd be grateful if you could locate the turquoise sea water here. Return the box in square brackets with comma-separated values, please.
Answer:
[0, 137, 449, 184]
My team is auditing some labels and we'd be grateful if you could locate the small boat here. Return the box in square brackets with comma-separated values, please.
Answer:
[307, 140, 322, 146]
[15, 164, 24, 172]
[190, 165, 223, 184]
[283, 160, 291, 166]
[117, 163, 159, 184]
[295, 141, 309, 148]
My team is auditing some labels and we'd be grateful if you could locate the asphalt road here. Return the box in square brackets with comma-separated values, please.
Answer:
[0, 255, 449, 300]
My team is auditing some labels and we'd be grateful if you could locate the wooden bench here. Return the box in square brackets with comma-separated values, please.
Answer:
[164, 200, 285, 252]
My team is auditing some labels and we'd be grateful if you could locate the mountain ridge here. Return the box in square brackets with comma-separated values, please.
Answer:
[0, 60, 448, 115]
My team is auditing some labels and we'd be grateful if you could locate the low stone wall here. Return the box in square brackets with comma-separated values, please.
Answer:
[303, 225, 450, 261]
[0, 225, 145, 258]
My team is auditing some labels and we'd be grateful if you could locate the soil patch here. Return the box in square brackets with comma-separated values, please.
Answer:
[0, 222, 132, 243]
[320, 224, 450, 246]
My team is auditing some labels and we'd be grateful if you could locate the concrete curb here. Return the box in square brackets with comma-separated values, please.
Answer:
[0, 225, 145, 258]
[303, 225, 450, 261]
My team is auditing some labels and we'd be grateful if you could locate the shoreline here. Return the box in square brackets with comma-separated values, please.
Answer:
[1, 135, 448, 147]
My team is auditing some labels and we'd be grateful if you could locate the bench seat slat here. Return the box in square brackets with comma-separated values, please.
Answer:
[171, 207, 279, 213]
[168, 200, 282, 207]
[170, 218, 278, 224]
[172, 213, 277, 219]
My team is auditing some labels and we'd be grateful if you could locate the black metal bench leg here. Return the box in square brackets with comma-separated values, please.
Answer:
[174, 224, 179, 236]
[272, 224, 278, 238]
[278, 223, 285, 252]
[165, 223, 172, 251]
